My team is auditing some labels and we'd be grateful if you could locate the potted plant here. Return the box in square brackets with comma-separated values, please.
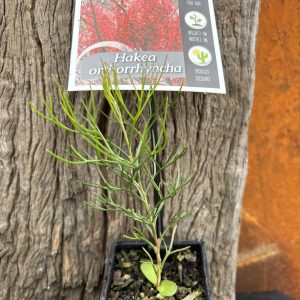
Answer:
[30, 70, 213, 299]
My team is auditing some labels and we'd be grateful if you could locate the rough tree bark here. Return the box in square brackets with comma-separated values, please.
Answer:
[0, 1, 260, 299]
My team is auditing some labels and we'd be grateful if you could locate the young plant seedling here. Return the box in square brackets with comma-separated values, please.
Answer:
[30, 68, 193, 297]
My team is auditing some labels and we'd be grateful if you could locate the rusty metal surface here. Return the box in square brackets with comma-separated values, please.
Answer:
[237, 1, 300, 299]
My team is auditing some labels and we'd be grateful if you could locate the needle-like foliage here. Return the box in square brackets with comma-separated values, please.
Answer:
[30, 68, 193, 296]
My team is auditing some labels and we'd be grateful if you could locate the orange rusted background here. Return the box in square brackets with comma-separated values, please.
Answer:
[237, 1, 300, 299]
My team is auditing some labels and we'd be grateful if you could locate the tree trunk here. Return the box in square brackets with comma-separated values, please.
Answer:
[0, 1, 260, 299]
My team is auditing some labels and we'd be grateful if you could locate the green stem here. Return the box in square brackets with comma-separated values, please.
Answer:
[154, 233, 162, 288]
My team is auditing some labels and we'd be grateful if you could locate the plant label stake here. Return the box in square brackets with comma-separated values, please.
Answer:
[68, 0, 226, 94]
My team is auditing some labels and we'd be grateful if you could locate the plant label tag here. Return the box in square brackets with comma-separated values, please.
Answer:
[68, 0, 226, 94]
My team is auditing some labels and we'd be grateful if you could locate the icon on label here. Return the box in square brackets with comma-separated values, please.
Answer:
[188, 46, 212, 66]
[185, 11, 207, 30]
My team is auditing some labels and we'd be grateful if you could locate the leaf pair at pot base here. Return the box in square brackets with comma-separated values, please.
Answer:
[157, 281, 177, 297]
[140, 262, 177, 297]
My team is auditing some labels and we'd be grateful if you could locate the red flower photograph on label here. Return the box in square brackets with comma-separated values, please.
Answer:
[78, 0, 182, 55]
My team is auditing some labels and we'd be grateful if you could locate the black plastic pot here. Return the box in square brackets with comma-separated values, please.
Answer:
[100, 240, 213, 300]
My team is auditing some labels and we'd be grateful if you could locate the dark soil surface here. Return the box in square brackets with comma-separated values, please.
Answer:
[108, 248, 206, 299]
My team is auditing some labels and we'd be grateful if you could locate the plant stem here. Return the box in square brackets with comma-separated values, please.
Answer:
[136, 171, 163, 287]
[153, 230, 162, 287]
